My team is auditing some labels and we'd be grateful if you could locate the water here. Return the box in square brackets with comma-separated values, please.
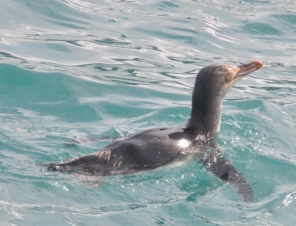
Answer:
[1, 0, 296, 225]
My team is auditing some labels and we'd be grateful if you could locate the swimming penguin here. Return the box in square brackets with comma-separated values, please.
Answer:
[43, 61, 263, 202]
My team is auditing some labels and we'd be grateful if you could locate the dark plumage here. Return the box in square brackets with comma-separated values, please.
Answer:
[42, 61, 263, 202]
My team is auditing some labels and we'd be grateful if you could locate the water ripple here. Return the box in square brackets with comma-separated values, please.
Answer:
[1, 0, 296, 225]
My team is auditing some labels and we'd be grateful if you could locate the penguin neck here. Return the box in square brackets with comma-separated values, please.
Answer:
[186, 93, 223, 140]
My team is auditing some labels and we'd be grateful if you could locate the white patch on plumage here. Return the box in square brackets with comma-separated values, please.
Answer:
[178, 139, 191, 148]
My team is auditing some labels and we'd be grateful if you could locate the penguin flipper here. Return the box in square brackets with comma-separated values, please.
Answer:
[205, 150, 254, 202]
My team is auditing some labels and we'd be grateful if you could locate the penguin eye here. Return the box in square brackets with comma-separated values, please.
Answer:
[225, 74, 232, 82]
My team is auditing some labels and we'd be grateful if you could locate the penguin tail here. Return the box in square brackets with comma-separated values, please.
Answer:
[38, 162, 69, 172]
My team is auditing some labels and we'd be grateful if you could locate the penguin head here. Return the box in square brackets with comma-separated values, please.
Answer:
[194, 61, 263, 99]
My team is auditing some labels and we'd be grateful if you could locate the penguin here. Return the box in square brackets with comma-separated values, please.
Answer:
[43, 61, 263, 202]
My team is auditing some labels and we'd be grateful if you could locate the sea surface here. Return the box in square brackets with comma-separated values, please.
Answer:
[0, 0, 296, 225]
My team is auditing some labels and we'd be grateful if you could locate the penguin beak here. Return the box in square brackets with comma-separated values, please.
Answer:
[236, 61, 263, 77]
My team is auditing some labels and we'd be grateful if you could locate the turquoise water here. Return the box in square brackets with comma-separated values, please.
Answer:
[1, 0, 296, 225]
